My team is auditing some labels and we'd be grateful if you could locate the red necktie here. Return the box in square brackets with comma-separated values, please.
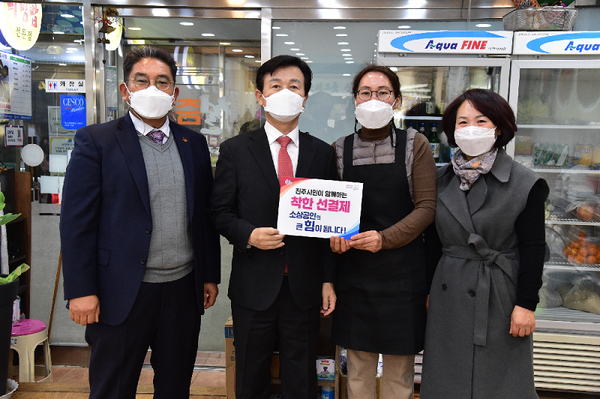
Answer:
[276, 135, 293, 274]
[277, 136, 294, 186]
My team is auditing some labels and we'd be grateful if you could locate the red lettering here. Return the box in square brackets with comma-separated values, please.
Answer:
[461, 41, 470, 50]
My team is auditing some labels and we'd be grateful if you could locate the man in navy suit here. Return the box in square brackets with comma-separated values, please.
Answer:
[210, 55, 337, 399]
[60, 46, 220, 399]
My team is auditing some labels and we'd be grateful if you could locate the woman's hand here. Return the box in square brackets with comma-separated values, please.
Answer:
[509, 305, 535, 337]
[330, 236, 352, 253]
[348, 230, 383, 253]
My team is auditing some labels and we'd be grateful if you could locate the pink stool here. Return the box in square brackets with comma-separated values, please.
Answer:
[9, 319, 53, 382]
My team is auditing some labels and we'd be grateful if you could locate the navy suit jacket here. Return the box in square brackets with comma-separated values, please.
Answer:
[60, 114, 220, 325]
[210, 127, 337, 311]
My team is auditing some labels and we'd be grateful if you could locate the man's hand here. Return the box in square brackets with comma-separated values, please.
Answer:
[248, 227, 285, 250]
[321, 283, 336, 316]
[348, 230, 383, 253]
[69, 295, 100, 326]
[330, 236, 352, 254]
[509, 305, 535, 337]
[204, 283, 219, 309]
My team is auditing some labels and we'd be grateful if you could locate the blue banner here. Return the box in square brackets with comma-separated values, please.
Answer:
[60, 94, 86, 130]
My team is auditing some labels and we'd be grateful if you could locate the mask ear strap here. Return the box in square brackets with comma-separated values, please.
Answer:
[354, 118, 360, 135]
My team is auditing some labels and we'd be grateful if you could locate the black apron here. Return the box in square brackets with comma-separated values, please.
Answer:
[331, 129, 427, 355]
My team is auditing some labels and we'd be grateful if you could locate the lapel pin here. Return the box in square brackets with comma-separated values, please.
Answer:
[183, 137, 189, 142]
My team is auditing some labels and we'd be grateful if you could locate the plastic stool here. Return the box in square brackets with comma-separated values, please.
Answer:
[9, 319, 53, 382]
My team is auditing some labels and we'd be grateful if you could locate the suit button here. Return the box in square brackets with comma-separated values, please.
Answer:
[441, 284, 447, 291]
[141, 258, 147, 265]
[468, 290, 476, 297]
[146, 228, 151, 234]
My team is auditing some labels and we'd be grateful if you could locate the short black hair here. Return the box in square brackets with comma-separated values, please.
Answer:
[123, 46, 177, 82]
[442, 89, 516, 148]
[255, 55, 312, 94]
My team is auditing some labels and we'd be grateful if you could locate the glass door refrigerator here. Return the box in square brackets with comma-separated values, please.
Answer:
[377, 30, 513, 167]
[375, 30, 513, 381]
[509, 31, 600, 394]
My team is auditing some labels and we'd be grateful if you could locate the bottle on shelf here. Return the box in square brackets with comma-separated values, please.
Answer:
[429, 122, 440, 163]
[418, 122, 428, 139]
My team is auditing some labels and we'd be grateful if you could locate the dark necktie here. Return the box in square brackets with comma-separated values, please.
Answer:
[147, 129, 165, 145]
[277, 136, 293, 184]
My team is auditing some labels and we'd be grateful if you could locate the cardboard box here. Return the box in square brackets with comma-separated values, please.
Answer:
[225, 317, 235, 399]
[338, 375, 382, 399]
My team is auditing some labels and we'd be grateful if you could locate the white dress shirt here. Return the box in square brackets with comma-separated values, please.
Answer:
[129, 112, 171, 145]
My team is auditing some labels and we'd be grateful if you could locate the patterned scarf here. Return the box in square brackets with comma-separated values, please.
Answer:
[451, 148, 499, 191]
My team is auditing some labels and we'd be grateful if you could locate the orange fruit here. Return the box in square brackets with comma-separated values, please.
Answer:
[587, 256, 597, 265]
[568, 255, 576, 263]
[573, 242, 582, 249]
[589, 246, 598, 257]
[580, 247, 589, 257]
[576, 255, 585, 264]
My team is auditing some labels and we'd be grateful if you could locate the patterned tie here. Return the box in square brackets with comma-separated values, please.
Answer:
[276, 136, 293, 184]
[147, 129, 165, 145]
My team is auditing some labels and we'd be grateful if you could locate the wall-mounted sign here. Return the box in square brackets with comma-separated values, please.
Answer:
[378, 30, 513, 55]
[0, 51, 32, 120]
[60, 94, 86, 130]
[0, 3, 42, 51]
[4, 125, 24, 147]
[513, 31, 600, 55]
[46, 79, 85, 93]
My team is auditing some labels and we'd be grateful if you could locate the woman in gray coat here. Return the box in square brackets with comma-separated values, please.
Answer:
[420, 89, 549, 399]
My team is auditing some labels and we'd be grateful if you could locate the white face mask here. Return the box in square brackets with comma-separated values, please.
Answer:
[262, 89, 305, 122]
[126, 85, 175, 119]
[355, 99, 395, 130]
[454, 125, 497, 157]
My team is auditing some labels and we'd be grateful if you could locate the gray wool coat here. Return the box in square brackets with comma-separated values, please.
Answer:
[420, 149, 543, 399]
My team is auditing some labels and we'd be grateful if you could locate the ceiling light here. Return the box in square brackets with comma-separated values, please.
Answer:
[202, 33, 215, 37]
[232, 49, 243, 52]
[340, 49, 351, 52]
[255, 60, 261, 63]
[336, 34, 348, 37]
[344, 58, 353, 60]
[276, 33, 288, 37]
[345, 61, 354, 64]
[53, 31, 65, 35]
[152, 9, 170, 17]
[128, 27, 141, 31]
[67, 48, 78, 51]
[220, 42, 231, 45]
[305, 60, 313, 63]
[290, 48, 300, 51]
[333, 26, 346, 30]
[476, 23, 492, 28]
[390, 67, 398, 72]
[398, 25, 411, 29]
[338, 42, 349, 45]
[245, 55, 255, 58]
[343, 74, 351, 77]
[296, 53, 305, 56]
[301, 57, 309, 60]
[284, 42, 295, 45]
[58, 63, 67, 66]
[180, 22, 194, 26]
[60, 14, 74, 18]
[342, 53, 352, 57]
[272, 26, 281, 29]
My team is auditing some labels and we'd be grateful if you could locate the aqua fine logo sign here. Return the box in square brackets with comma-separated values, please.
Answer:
[60, 94, 86, 130]
[388, 31, 511, 54]
[525, 32, 600, 54]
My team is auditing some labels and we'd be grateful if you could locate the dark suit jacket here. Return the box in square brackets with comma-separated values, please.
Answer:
[210, 127, 337, 311]
[60, 114, 221, 326]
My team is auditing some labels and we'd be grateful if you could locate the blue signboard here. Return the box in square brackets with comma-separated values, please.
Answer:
[60, 94, 85, 129]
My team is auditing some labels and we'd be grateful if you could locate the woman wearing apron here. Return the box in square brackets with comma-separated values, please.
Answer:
[330, 65, 437, 399]
[420, 89, 549, 399]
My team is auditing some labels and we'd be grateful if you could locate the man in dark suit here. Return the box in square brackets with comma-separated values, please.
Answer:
[210, 55, 337, 399]
[60, 46, 220, 399]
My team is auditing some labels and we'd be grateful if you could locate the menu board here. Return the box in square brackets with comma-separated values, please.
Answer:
[0, 51, 32, 120]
